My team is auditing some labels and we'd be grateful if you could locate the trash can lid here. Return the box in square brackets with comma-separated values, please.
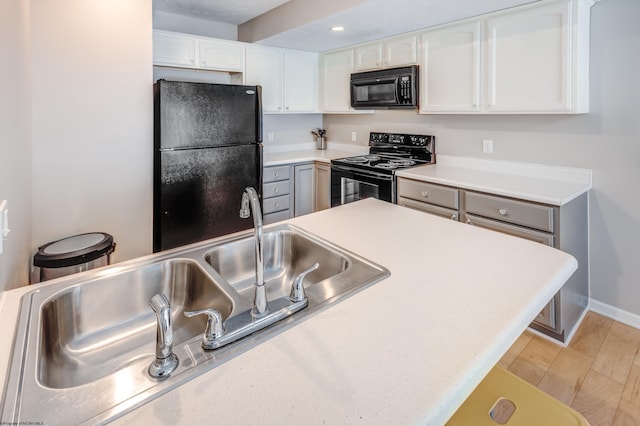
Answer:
[34, 232, 116, 268]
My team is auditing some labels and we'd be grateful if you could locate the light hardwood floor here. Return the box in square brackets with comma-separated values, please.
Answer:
[499, 311, 640, 426]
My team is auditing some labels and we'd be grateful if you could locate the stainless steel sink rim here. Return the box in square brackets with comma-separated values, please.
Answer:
[1, 224, 390, 425]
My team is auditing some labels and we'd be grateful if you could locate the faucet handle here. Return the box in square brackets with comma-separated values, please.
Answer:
[184, 308, 225, 350]
[290, 262, 319, 303]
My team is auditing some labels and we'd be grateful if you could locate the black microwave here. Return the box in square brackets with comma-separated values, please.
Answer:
[350, 65, 418, 109]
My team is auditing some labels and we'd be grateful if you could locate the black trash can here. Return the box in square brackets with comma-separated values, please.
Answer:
[33, 232, 116, 282]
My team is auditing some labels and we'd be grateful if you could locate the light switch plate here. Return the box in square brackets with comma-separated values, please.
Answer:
[0, 200, 6, 255]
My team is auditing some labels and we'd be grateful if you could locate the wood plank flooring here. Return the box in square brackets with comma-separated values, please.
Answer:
[499, 311, 640, 426]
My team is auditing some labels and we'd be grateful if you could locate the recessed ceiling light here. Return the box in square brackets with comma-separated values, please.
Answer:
[331, 26, 344, 32]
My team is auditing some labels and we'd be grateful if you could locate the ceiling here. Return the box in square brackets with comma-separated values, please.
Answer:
[153, 0, 540, 52]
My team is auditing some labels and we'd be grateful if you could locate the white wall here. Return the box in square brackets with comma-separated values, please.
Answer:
[0, 1, 32, 291]
[323, 0, 640, 317]
[29, 0, 153, 280]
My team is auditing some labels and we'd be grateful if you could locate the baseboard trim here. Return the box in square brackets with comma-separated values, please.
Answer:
[590, 299, 640, 330]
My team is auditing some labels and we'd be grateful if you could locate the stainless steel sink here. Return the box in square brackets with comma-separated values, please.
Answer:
[1, 224, 389, 425]
[205, 227, 353, 303]
[38, 259, 234, 389]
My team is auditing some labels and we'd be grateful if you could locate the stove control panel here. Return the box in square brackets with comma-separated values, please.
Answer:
[369, 132, 435, 147]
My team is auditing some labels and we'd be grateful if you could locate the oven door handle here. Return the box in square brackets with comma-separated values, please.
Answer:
[331, 165, 394, 181]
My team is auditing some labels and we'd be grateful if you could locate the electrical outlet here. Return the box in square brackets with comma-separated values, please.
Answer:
[351, 131, 357, 142]
[482, 139, 494, 154]
[268, 132, 274, 142]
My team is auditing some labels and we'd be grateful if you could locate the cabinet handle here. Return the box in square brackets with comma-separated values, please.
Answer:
[285, 106, 289, 110]
[274, 203, 279, 208]
[421, 191, 429, 198]
[202, 60, 206, 65]
[274, 172, 279, 177]
[278, 106, 282, 110]
[451, 214, 457, 221]
[466, 218, 473, 225]
[499, 208, 508, 216]
[274, 188, 279, 193]
[190, 59, 195, 64]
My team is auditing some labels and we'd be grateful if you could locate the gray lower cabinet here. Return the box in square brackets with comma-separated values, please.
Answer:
[263, 165, 294, 224]
[314, 163, 331, 211]
[294, 163, 315, 216]
[397, 176, 588, 343]
[263, 161, 331, 223]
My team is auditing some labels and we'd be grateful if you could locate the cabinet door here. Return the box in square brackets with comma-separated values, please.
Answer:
[354, 42, 383, 71]
[294, 163, 315, 216]
[314, 163, 331, 211]
[384, 34, 417, 68]
[245, 46, 284, 113]
[283, 50, 319, 112]
[199, 39, 243, 72]
[486, 2, 571, 112]
[420, 21, 481, 113]
[320, 50, 355, 112]
[153, 31, 197, 68]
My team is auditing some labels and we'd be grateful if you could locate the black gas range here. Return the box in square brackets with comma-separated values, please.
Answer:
[330, 132, 435, 206]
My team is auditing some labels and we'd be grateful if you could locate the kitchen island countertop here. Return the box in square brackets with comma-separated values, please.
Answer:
[0, 199, 577, 425]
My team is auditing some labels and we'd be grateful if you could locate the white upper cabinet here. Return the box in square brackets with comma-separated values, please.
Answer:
[354, 43, 383, 71]
[198, 39, 244, 72]
[153, 31, 197, 68]
[384, 34, 418, 68]
[153, 31, 243, 72]
[320, 49, 355, 112]
[245, 46, 318, 113]
[354, 34, 418, 71]
[420, 21, 481, 113]
[418, 0, 592, 114]
[486, 1, 573, 112]
[245, 46, 284, 112]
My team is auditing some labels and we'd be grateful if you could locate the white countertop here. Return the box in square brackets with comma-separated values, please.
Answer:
[0, 199, 577, 425]
[263, 143, 368, 166]
[397, 155, 592, 206]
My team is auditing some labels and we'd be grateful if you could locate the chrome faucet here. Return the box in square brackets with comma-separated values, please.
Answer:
[239, 187, 268, 317]
[148, 293, 179, 378]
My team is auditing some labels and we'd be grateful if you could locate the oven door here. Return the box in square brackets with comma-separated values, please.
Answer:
[330, 164, 394, 207]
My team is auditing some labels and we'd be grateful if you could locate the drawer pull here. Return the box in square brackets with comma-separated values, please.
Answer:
[274, 188, 279, 193]
[274, 172, 279, 177]
[499, 208, 508, 216]
[450, 214, 457, 221]
[274, 203, 279, 208]
[421, 191, 429, 198]
[466, 218, 473, 225]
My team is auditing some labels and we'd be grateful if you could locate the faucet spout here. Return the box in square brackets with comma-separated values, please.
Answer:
[148, 293, 179, 378]
[240, 187, 268, 317]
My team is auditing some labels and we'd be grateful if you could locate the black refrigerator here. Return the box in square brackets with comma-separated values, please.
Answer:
[153, 80, 263, 252]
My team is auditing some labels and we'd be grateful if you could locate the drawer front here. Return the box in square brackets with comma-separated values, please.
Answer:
[464, 192, 554, 233]
[263, 181, 290, 198]
[397, 178, 459, 209]
[263, 165, 290, 183]
[263, 194, 290, 214]
[463, 213, 555, 246]
[398, 197, 459, 221]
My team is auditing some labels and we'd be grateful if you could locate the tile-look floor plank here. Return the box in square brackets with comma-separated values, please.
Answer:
[592, 322, 640, 385]
[613, 364, 640, 426]
[537, 346, 593, 406]
[571, 369, 625, 426]
[570, 311, 613, 358]
[507, 335, 561, 386]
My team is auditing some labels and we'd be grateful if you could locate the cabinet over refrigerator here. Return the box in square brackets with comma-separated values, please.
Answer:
[153, 80, 263, 252]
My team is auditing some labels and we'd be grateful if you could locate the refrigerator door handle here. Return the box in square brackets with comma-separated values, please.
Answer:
[256, 85, 263, 143]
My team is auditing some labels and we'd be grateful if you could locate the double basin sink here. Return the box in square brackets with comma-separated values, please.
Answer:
[1, 224, 389, 425]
